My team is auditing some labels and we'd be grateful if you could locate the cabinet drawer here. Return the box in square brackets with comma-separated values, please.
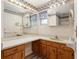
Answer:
[40, 40, 47, 45]
[47, 41, 66, 48]
[64, 47, 74, 52]
[16, 44, 25, 51]
[3, 47, 17, 56]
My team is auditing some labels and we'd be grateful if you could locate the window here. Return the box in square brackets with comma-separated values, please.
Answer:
[30, 14, 37, 26]
[41, 19, 48, 24]
[39, 11, 48, 25]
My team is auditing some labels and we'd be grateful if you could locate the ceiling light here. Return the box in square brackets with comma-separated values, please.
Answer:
[9, 0, 37, 12]
[57, 3, 60, 6]
[53, 5, 56, 7]
[50, 5, 52, 9]
[15, 1, 19, 5]
[23, 4, 26, 7]
[9, 0, 16, 2]
[19, 2, 23, 6]
[26, 6, 30, 9]
[62, 1, 65, 4]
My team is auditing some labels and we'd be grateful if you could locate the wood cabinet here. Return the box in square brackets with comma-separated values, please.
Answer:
[32, 39, 74, 59]
[2, 44, 25, 59]
[58, 49, 74, 59]
[58, 49, 66, 59]
[3, 51, 24, 59]
[13, 51, 24, 59]
[41, 44, 47, 57]
[47, 46, 57, 59]
[32, 40, 40, 55]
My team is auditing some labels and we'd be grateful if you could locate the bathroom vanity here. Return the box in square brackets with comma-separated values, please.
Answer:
[1, 35, 75, 59]
[32, 39, 74, 59]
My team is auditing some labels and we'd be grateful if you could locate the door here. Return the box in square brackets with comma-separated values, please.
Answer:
[47, 46, 57, 59]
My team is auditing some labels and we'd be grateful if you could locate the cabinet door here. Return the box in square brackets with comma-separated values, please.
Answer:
[12, 51, 25, 59]
[58, 49, 74, 59]
[18, 51, 25, 59]
[47, 46, 57, 59]
[32, 40, 40, 55]
[41, 44, 47, 57]
[1, 51, 3, 59]
[65, 51, 74, 59]
[58, 49, 66, 59]
[32, 41, 38, 55]
[3, 55, 12, 59]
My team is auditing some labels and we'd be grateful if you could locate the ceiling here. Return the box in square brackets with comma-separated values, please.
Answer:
[3, 0, 74, 15]
[56, 4, 70, 14]
[23, 0, 50, 8]
[4, 0, 36, 14]
[4, 1, 27, 14]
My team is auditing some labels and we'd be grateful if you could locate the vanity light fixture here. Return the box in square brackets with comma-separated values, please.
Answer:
[9, 0, 16, 3]
[8, 0, 37, 12]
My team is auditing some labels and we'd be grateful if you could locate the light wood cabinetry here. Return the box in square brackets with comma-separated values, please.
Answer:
[2, 44, 25, 59]
[32, 39, 74, 59]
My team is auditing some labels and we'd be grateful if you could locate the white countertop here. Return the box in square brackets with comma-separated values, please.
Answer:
[1, 35, 76, 50]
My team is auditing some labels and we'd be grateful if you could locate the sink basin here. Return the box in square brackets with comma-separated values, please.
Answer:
[15, 40, 22, 43]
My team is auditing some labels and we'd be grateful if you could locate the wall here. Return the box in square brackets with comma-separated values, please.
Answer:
[3, 11, 23, 37]
[23, 14, 74, 40]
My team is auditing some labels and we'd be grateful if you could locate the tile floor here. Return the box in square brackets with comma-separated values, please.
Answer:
[25, 54, 46, 59]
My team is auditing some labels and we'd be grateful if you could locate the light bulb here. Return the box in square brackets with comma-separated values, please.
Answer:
[23, 4, 26, 7]
[62, 1, 65, 4]
[15, 1, 19, 5]
[53, 5, 56, 7]
[10, 0, 15, 2]
[19, 3, 23, 6]
[57, 3, 60, 6]
[50, 5, 52, 9]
